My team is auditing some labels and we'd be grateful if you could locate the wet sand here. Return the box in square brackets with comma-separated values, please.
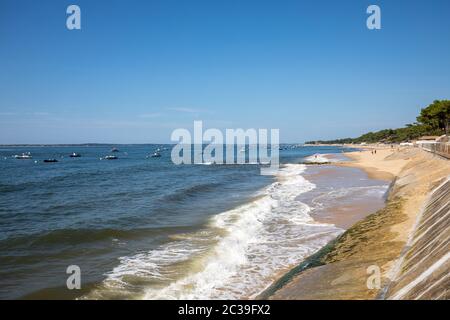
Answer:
[300, 165, 388, 229]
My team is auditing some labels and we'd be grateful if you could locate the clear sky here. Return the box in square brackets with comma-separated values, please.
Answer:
[1, 0, 450, 144]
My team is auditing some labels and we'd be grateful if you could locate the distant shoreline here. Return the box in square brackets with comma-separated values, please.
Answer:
[0, 143, 173, 147]
[0, 143, 303, 147]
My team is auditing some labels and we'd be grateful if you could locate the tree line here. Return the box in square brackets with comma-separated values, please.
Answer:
[306, 100, 450, 144]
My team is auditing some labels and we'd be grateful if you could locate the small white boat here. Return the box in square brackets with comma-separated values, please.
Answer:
[104, 155, 118, 160]
[15, 152, 32, 159]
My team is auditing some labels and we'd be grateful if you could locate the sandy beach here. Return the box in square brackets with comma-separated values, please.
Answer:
[337, 147, 408, 181]
[261, 146, 450, 300]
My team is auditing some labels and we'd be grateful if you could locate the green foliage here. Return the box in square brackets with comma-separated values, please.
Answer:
[417, 100, 450, 133]
[306, 100, 449, 144]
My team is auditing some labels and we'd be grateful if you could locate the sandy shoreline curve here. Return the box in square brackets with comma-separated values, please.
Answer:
[260, 146, 450, 300]
[337, 148, 408, 181]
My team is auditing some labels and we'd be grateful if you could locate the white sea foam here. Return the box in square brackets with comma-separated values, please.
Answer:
[99, 164, 343, 299]
[303, 153, 336, 163]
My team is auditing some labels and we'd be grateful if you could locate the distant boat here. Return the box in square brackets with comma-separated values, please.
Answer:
[69, 152, 81, 158]
[43, 159, 58, 163]
[14, 152, 32, 159]
[104, 155, 118, 160]
[150, 152, 161, 158]
[111, 147, 119, 153]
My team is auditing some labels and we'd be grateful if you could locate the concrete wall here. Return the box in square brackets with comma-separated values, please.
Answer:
[385, 178, 449, 300]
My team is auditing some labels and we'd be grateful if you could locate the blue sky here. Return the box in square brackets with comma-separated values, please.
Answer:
[1, 0, 450, 144]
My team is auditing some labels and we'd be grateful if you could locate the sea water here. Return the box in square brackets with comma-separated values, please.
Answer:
[0, 145, 380, 299]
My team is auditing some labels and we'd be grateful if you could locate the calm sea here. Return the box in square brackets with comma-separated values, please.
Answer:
[0, 145, 366, 299]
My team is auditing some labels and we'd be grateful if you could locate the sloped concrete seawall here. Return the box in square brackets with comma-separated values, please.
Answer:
[384, 178, 449, 300]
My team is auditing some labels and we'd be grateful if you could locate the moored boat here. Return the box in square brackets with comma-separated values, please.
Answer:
[104, 155, 118, 160]
[43, 159, 58, 163]
[14, 153, 32, 159]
